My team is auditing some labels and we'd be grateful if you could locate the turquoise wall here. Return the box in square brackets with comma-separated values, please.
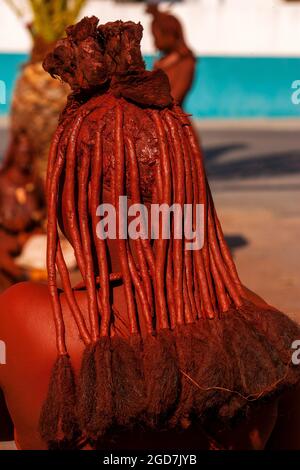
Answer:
[1, 53, 300, 119]
[0, 53, 27, 115]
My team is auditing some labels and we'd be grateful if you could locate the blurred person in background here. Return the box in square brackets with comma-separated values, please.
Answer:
[146, 3, 195, 107]
[0, 131, 45, 292]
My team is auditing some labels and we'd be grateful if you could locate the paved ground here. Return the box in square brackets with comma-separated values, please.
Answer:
[198, 124, 300, 321]
[0, 126, 7, 158]
[1, 122, 299, 320]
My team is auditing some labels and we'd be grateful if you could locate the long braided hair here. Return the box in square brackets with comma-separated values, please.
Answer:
[39, 17, 300, 449]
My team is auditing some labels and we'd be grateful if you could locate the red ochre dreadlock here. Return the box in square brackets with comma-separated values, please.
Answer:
[39, 17, 300, 448]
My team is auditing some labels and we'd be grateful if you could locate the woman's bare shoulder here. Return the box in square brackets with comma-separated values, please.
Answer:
[0, 283, 53, 388]
[1, 280, 48, 306]
[0, 281, 88, 363]
[0, 281, 48, 306]
[241, 285, 278, 311]
[0, 282, 50, 322]
[0, 281, 52, 343]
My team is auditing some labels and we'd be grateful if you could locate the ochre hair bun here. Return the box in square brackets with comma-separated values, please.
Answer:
[43, 16, 108, 91]
[43, 16, 173, 108]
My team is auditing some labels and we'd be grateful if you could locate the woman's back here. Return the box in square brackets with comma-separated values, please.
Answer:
[0, 281, 283, 450]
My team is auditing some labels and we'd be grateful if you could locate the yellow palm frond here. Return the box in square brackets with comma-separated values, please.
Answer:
[3, 0, 24, 18]
[4, 0, 86, 43]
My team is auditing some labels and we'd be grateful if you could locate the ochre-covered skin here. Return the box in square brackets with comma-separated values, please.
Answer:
[1, 18, 300, 450]
[0, 278, 300, 449]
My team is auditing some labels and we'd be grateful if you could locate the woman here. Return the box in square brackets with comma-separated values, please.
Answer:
[147, 5, 195, 106]
[0, 17, 300, 451]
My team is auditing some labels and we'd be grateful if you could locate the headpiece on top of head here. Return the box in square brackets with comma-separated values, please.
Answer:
[43, 16, 172, 108]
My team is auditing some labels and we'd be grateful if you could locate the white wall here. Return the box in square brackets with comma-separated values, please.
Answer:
[1, 0, 300, 56]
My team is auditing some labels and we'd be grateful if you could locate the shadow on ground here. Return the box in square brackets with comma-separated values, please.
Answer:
[204, 144, 300, 180]
[225, 234, 248, 256]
